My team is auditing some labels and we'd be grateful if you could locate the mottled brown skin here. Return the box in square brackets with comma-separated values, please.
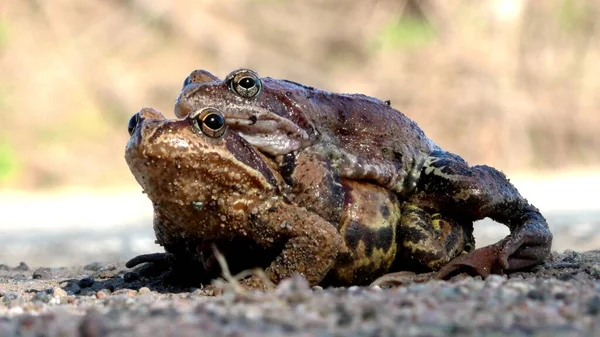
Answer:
[172, 69, 553, 281]
[125, 107, 429, 287]
[175, 69, 436, 196]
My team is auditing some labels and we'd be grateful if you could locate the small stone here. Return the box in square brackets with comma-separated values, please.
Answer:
[0, 264, 9, 270]
[138, 287, 151, 295]
[32, 267, 54, 279]
[15, 262, 29, 271]
[96, 289, 111, 299]
[33, 291, 51, 303]
[192, 201, 203, 211]
[190, 288, 206, 298]
[123, 272, 140, 283]
[244, 307, 263, 321]
[275, 274, 311, 302]
[79, 310, 108, 337]
[587, 296, 600, 315]
[507, 282, 531, 294]
[53, 287, 67, 298]
[95, 270, 117, 279]
[8, 307, 23, 315]
[370, 285, 382, 292]
[80, 290, 97, 296]
[558, 272, 575, 281]
[101, 282, 116, 293]
[485, 274, 506, 287]
[112, 289, 137, 297]
[83, 262, 103, 271]
[64, 282, 82, 295]
[78, 277, 95, 288]
[527, 289, 547, 301]
[2, 291, 18, 303]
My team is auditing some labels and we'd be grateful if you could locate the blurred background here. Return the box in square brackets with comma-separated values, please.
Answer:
[1, 0, 599, 267]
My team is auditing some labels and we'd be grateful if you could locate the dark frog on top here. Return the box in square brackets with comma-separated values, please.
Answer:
[164, 68, 553, 285]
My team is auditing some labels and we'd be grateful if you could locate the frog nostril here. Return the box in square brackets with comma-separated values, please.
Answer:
[128, 113, 140, 136]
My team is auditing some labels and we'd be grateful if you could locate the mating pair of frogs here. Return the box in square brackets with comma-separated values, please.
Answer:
[125, 69, 552, 289]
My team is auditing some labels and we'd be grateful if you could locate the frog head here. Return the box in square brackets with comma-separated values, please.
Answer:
[125, 107, 281, 236]
[174, 69, 316, 156]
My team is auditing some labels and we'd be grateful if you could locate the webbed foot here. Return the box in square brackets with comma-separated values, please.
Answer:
[126, 252, 171, 277]
[126, 251, 218, 285]
[436, 220, 552, 279]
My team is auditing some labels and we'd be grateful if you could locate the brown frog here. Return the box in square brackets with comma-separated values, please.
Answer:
[171, 68, 553, 282]
[125, 107, 471, 287]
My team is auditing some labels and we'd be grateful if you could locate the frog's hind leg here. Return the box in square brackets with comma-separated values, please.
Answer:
[414, 150, 553, 278]
[371, 204, 474, 287]
[397, 204, 475, 271]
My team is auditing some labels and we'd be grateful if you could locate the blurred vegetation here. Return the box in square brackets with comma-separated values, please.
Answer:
[0, 0, 599, 190]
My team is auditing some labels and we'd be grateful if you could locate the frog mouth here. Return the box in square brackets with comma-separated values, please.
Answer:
[225, 112, 311, 155]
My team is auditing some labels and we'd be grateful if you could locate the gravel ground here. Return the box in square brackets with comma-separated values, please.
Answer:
[1, 251, 600, 336]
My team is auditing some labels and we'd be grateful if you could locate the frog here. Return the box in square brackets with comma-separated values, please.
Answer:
[170, 68, 553, 282]
[125, 107, 477, 288]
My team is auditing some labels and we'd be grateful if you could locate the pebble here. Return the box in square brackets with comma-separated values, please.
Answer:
[14, 262, 29, 271]
[94, 270, 117, 279]
[112, 289, 138, 297]
[83, 262, 103, 271]
[79, 311, 108, 337]
[2, 291, 19, 304]
[78, 277, 95, 288]
[33, 291, 51, 303]
[80, 290, 97, 297]
[95, 290, 110, 299]
[0, 251, 599, 336]
[32, 267, 54, 279]
[63, 282, 82, 295]
[53, 287, 67, 298]
[586, 296, 600, 315]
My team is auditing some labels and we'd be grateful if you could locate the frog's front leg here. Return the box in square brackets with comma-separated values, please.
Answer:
[278, 150, 344, 224]
[414, 150, 552, 278]
[240, 202, 343, 288]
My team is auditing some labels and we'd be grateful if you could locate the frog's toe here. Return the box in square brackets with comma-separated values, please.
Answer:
[126, 252, 169, 268]
[435, 224, 552, 279]
[435, 243, 504, 279]
[126, 252, 171, 278]
[497, 219, 553, 271]
[370, 271, 435, 288]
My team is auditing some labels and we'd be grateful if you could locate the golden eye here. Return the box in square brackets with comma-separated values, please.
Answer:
[190, 108, 227, 138]
[229, 69, 261, 98]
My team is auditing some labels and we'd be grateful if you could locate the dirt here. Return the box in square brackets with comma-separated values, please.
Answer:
[1, 250, 600, 336]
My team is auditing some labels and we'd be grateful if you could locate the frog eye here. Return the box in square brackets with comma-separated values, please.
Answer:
[190, 108, 227, 138]
[229, 69, 261, 98]
[127, 113, 140, 136]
